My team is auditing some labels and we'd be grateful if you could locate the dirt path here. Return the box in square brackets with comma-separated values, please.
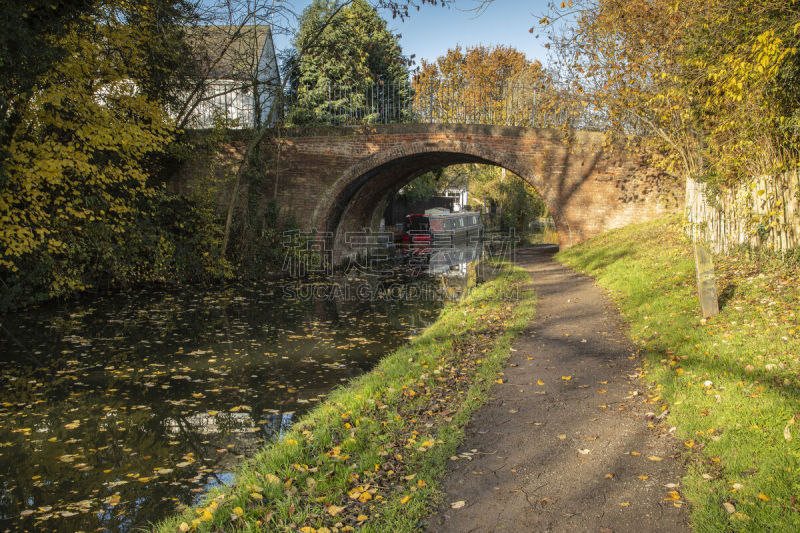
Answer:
[426, 248, 690, 533]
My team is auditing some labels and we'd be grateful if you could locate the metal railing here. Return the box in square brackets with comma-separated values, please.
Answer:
[184, 79, 612, 130]
[280, 80, 610, 130]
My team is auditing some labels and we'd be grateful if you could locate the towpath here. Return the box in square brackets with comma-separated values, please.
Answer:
[426, 247, 690, 533]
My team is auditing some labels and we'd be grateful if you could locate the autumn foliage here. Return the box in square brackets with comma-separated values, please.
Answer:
[539, 0, 800, 186]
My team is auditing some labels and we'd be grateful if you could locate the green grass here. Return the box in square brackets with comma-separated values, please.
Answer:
[557, 216, 800, 532]
[154, 262, 536, 533]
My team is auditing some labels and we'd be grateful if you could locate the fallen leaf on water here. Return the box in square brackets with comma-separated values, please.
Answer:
[450, 500, 466, 509]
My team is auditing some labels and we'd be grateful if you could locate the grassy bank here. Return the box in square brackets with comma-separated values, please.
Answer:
[156, 262, 535, 533]
[557, 217, 800, 532]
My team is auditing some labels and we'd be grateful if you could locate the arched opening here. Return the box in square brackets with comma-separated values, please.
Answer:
[383, 164, 558, 247]
[312, 145, 563, 263]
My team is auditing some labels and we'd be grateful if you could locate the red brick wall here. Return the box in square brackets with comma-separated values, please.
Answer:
[255, 124, 681, 256]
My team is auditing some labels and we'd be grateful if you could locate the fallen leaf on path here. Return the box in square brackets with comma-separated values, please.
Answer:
[647, 456, 663, 461]
[450, 500, 466, 509]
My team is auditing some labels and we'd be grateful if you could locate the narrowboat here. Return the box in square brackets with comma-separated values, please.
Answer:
[398, 211, 483, 252]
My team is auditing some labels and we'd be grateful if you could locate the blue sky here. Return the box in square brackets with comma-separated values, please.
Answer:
[272, 0, 552, 67]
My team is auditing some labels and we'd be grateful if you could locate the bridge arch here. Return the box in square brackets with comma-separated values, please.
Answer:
[262, 124, 679, 264]
[310, 139, 567, 259]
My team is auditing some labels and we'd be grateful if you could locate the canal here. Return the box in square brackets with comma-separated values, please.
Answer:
[0, 258, 479, 532]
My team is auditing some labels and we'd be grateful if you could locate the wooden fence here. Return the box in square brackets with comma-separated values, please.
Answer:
[684, 171, 800, 253]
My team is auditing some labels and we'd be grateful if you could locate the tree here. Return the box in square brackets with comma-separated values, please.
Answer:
[411, 44, 558, 126]
[0, 0, 225, 307]
[0, 0, 96, 169]
[288, 0, 411, 124]
[535, 0, 800, 186]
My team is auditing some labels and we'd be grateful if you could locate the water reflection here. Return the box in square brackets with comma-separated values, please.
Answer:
[0, 258, 480, 532]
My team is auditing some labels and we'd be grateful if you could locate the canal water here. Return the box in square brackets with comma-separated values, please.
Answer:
[0, 258, 480, 532]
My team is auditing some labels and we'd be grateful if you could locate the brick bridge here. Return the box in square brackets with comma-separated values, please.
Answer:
[253, 123, 680, 260]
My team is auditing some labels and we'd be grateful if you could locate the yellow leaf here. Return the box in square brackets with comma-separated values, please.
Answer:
[178, 523, 190, 532]
[631, 451, 641, 456]
[537, 380, 545, 386]
[250, 492, 263, 500]
[200, 509, 213, 521]
[327, 504, 345, 516]
[357, 514, 368, 522]
[400, 494, 411, 504]
[265, 474, 281, 484]
[758, 493, 771, 502]
[648, 456, 663, 461]
[561, 376, 572, 381]
[232, 506, 243, 517]
[620, 501, 630, 507]
[495, 379, 503, 384]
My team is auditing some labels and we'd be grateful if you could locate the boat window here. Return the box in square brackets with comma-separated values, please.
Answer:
[408, 216, 429, 231]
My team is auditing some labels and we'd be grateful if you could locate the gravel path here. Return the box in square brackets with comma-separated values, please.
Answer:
[426, 247, 690, 533]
